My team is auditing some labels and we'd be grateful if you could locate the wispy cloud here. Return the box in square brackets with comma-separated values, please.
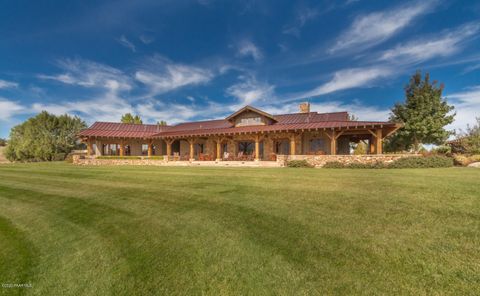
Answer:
[226, 75, 275, 109]
[447, 86, 480, 131]
[298, 66, 392, 99]
[236, 40, 263, 62]
[329, 1, 435, 54]
[378, 22, 480, 64]
[117, 35, 136, 52]
[135, 55, 214, 95]
[0, 79, 18, 89]
[282, 6, 318, 37]
[0, 98, 25, 121]
[38, 58, 133, 92]
[139, 34, 154, 45]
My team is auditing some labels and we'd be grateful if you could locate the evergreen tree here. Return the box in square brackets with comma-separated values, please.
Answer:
[157, 120, 167, 126]
[5, 111, 86, 162]
[388, 71, 455, 152]
[121, 113, 143, 124]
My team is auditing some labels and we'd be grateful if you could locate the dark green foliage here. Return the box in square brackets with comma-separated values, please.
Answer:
[286, 160, 313, 168]
[5, 111, 86, 162]
[96, 156, 142, 160]
[0, 138, 7, 146]
[324, 156, 453, 169]
[121, 113, 143, 124]
[388, 71, 455, 152]
[146, 156, 164, 160]
[388, 156, 453, 168]
[451, 117, 480, 154]
[157, 120, 168, 126]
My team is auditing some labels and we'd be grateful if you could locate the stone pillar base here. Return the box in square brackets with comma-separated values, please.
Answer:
[189, 158, 195, 162]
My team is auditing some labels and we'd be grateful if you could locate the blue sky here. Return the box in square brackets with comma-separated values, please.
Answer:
[1, 0, 479, 138]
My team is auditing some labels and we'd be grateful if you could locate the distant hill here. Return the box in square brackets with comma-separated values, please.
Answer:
[0, 147, 9, 163]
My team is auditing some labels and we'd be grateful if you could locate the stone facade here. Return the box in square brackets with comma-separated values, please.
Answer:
[276, 154, 418, 167]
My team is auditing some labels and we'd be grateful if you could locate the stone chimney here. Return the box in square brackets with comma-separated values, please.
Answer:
[299, 102, 310, 113]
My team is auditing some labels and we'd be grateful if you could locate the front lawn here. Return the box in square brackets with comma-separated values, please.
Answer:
[0, 163, 479, 295]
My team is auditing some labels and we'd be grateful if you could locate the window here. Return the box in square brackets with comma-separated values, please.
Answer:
[310, 139, 325, 153]
[239, 117, 262, 126]
[142, 144, 149, 155]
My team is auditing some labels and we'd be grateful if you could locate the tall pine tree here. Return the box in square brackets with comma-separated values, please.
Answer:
[388, 71, 455, 152]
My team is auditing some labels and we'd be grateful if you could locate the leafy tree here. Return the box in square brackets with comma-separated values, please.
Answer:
[353, 141, 367, 155]
[5, 111, 86, 162]
[157, 120, 167, 126]
[121, 113, 143, 124]
[0, 138, 6, 146]
[388, 71, 455, 152]
[451, 117, 480, 154]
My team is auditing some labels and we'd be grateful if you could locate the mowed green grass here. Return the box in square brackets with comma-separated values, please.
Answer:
[0, 163, 479, 295]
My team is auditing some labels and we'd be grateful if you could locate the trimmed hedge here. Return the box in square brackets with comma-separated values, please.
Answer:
[146, 156, 164, 160]
[97, 156, 142, 160]
[286, 160, 314, 168]
[324, 156, 453, 169]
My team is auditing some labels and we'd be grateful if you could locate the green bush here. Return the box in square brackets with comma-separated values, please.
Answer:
[324, 156, 453, 169]
[286, 160, 314, 168]
[146, 156, 164, 160]
[97, 156, 142, 160]
[387, 156, 453, 168]
[453, 154, 480, 166]
[323, 161, 345, 168]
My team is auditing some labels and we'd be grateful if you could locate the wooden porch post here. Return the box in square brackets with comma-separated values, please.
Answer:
[254, 134, 260, 161]
[216, 139, 222, 161]
[147, 140, 153, 157]
[369, 138, 375, 154]
[119, 139, 125, 156]
[375, 129, 383, 154]
[166, 140, 172, 157]
[330, 130, 336, 155]
[290, 135, 296, 155]
[189, 138, 195, 161]
[86, 138, 93, 155]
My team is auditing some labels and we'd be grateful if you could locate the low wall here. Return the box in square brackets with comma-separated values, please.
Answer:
[277, 154, 418, 167]
[73, 155, 169, 166]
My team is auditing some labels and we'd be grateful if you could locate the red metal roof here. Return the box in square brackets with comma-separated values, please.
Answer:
[78, 122, 170, 138]
[78, 109, 396, 139]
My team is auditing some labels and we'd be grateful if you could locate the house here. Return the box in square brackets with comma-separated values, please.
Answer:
[77, 103, 401, 161]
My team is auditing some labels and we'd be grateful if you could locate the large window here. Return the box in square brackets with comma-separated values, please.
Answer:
[310, 138, 325, 154]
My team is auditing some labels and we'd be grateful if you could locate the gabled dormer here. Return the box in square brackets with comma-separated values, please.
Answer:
[226, 105, 277, 127]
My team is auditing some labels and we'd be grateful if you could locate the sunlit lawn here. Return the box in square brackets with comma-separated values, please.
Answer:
[0, 163, 479, 295]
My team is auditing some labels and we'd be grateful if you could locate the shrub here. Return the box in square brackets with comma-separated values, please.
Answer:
[387, 156, 453, 168]
[323, 161, 345, 168]
[433, 145, 451, 155]
[287, 159, 314, 168]
[324, 156, 453, 169]
[453, 154, 480, 166]
[97, 156, 142, 160]
[146, 156, 164, 160]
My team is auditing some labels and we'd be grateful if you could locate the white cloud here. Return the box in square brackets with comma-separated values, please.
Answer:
[0, 98, 25, 121]
[236, 40, 263, 62]
[226, 76, 275, 109]
[0, 79, 18, 89]
[329, 1, 434, 54]
[447, 86, 480, 131]
[283, 6, 318, 37]
[117, 35, 136, 52]
[379, 22, 480, 64]
[261, 100, 390, 121]
[298, 66, 392, 98]
[135, 55, 214, 95]
[139, 34, 154, 45]
[38, 58, 133, 92]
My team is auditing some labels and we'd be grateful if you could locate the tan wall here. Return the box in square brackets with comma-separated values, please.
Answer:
[277, 154, 418, 167]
